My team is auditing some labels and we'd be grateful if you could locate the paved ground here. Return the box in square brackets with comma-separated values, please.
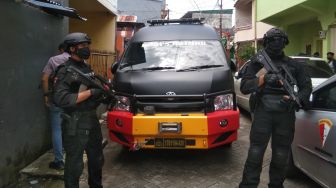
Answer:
[16, 110, 321, 188]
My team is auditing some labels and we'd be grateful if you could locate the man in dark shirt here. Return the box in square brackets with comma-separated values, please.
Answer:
[239, 28, 312, 188]
[327, 52, 336, 73]
[53, 33, 105, 188]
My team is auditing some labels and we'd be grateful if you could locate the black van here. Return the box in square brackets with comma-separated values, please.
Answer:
[107, 19, 239, 150]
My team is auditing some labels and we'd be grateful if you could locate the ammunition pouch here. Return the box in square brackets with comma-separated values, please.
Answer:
[260, 94, 288, 112]
[281, 98, 300, 112]
[61, 112, 80, 136]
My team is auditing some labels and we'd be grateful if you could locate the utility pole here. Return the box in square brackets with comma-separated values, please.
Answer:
[161, 0, 169, 20]
[219, 0, 223, 38]
[168, 9, 170, 20]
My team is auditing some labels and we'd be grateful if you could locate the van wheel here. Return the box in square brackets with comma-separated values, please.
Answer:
[286, 150, 300, 178]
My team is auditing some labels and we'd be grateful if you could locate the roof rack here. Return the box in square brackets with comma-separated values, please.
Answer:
[147, 18, 205, 26]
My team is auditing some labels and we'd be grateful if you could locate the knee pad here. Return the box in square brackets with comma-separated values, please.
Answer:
[272, 149, 289, 166]
[247, 146, 266, 165]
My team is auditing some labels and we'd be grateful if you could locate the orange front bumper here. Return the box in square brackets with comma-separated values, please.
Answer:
[107, 110, 239, 149]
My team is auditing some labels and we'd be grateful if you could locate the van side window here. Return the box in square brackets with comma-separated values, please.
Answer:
[313, 83, 336, 111]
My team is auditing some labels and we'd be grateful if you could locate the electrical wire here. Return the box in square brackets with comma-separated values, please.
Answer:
[190, 0, 203, 19]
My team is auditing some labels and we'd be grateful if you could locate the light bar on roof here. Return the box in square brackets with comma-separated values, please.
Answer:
[147, 18, 205, 26]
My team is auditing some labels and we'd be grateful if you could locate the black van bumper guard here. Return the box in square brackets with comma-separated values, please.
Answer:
[114, 90, 237, 115]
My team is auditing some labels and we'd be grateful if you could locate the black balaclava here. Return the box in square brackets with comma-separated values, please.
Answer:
[263, 28, 288, 58]
[266, 37, 285, 55]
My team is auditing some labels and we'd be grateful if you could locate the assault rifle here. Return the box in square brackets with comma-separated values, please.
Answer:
[66, 66, 115, 102]
[255, 49, 302, 108]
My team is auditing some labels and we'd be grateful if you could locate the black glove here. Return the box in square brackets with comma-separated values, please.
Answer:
[264, 73, 280, 87]
[90, 88, 104, 99]
[99, 95, 116, 105]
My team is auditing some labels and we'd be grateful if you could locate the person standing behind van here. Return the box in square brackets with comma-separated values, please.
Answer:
[327, 52, 336, 73]
[313, 52, 320, 57]
[41, 43, 70, 170]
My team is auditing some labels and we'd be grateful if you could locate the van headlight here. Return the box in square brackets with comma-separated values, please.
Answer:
[214, 94, 233, 111]
[113, 96, 131, 112]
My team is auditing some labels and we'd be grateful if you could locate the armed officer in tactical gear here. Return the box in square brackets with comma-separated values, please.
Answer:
[239, 28, 312, 188]
[53, 33, 105, 188]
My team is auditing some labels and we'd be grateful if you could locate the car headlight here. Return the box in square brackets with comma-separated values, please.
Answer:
[113, 96, 131, 112]
[214, 94, 233, 111]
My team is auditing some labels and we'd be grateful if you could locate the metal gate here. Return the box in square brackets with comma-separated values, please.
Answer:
[87, 50, 116, 80]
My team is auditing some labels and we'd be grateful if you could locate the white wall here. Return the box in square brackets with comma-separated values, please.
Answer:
[256, 22, 274, 39]
[235, 28, 254, 42]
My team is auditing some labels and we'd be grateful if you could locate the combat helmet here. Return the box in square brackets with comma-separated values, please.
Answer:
[63, 32, 91, 47]
[263, 28, 289, 47]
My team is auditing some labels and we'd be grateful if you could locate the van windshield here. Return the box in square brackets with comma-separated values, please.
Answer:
[120, 40, 228, 71]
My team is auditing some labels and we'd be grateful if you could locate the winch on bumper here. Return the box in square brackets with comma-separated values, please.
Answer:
[107, 91, 240, 150]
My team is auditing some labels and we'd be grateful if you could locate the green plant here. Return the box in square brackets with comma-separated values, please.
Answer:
[237, 44, 256, 62]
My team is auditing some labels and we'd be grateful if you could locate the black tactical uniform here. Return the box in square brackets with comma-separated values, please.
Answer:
[239, 28, 312, 188]
[54, 33, 104, 188]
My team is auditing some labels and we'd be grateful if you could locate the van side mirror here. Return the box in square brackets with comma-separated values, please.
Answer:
[111, 62, 119, 74]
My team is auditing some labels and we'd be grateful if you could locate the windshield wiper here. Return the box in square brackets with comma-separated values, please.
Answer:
[137, 66, 175, 71]
[177, 65, 224, 72]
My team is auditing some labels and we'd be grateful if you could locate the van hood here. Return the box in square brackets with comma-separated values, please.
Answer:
[113, 68, 234, 95]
